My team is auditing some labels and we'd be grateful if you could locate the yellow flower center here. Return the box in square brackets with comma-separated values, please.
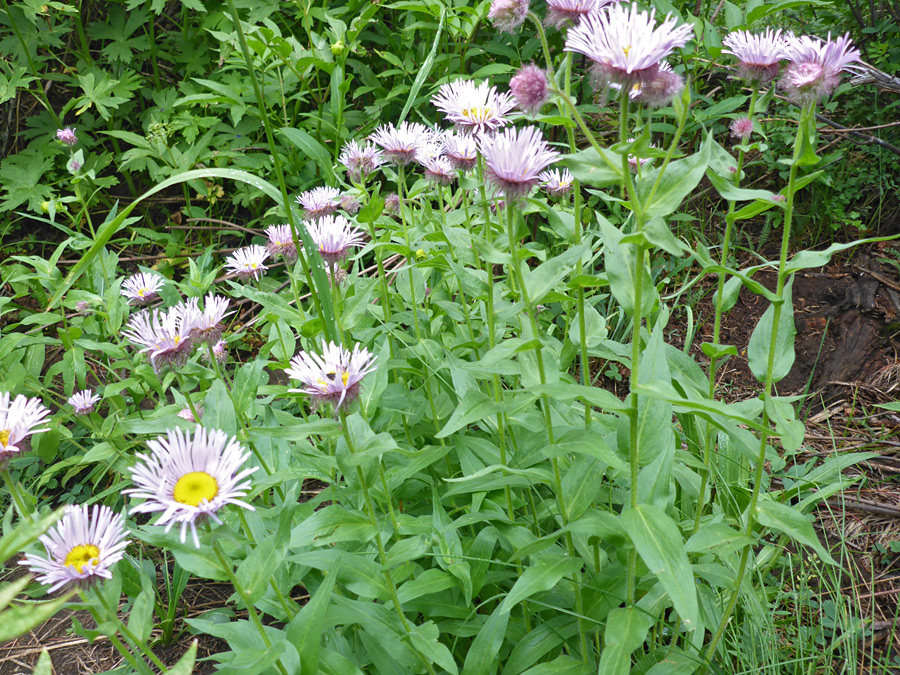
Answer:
[64, 544, 100, 573]
[137, 288, 146, 297]
[0, 429, 9, 448]
[173, 471, 218, 507]
[173, 335, 181, 346]
[250, 263, 258, 269]
[341, 371, 349, 387]
[462, 106, 488, 120]
[623, 45, 631, 56]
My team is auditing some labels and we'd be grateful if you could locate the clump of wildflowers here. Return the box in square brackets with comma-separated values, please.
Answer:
[126, 427, 256, 548]
[68, 390, 100, 416]
[510, 64, 551, 116]
[479, 126, 560, 200]
[20, 505, 128, 593]
[286, 341, 376, 410]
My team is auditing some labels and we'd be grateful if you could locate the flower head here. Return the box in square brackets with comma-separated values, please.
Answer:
[510, 65, 551, 117]
[177, 405, 203, 423]
[125, 427, 257, 548]
[545, 0, 616, 29]
[266, 224, 297, 261]
[441, 132, 479, 171]
[339, 140, 384, 183]
[633, 61, 684, 107]
[421, 155, 457, 186]
[205, 340, 228, 364]
[384, 193, 401, 215]
[489, 0, 529, 32]
[730, 116, 754, 141]
[479, 126, 560, 200]
[722, 28, 787, 83]
[540, 168, 575, 197]
[20, 505, 128, 593]
[122, 304, 198, 372]
[286, 341, 376, 409]
[190, 294, 231, 345]
[296, 186, 341, 221]
[781, 33, 861, 103]
[0, 393, 51, 462]
[340, 194, 361, 215]
[121, 272, 165, 305]
[225, 245, 270, 281]
[68, 390, 100, 416]
[432, 80, 515, 135]
[308, 215, 366, 264]
[56, 127, 77, 146]
[370, 122, 433, 165]
[565, 4, 694, 88]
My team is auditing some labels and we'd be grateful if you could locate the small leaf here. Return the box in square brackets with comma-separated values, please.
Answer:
[747, 278, 796, 383]
[755, 499, 835, 564]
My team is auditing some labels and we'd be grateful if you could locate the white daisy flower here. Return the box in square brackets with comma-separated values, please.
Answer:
[125, 427, 257, 548]
[120, 272, 165, 305]
[68, 390, 100, 416]
[285, 341, 376, 409]
[225, 245, 270, 282]
[122, 303, 198, 372]
[266, 224, 297, 261]
[20, 504, 129, 593]
[370, 122, 433, 165]
[0, 393, 51, 462]
[296, 186, 341, 221]
[308, 215, 366, 265]
[431, 79, 515, 135]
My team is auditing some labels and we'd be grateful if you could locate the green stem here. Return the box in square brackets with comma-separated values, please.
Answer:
[1, 469, 32, 520]
[338, 410, 437, 675]
[236, 509, 297, 620]
[92, 588, 168, 673]
[701, 104, 812, 671]
[528, 12, 555, 75]
[213, 540, 290, 675]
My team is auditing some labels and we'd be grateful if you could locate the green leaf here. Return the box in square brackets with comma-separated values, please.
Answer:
[754, 499, 835, 564]
[127, 572, 155, 642]
[399, 8, 444, 123]
[598, 216, 657, 317]
[32, 649, 53, 675]
[597, 608, 654, 675]
[560, 146, 623, 187]
[436, 390, 503, 438]
[785, 234, 900, 274]
[287, 566, 338, 675]
[638, 133, 711, 219]
[0, 593, 72, 644]
[165, 640, 198, 675]
[622, 505, 701, 632]
[747, 278, 796, 383]
[279, 127, 337, 183]
[234, 508, 292, 605]
[520, 241, 590, 305]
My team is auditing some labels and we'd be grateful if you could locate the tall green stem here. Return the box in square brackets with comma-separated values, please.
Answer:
[701, 103, 813, 671]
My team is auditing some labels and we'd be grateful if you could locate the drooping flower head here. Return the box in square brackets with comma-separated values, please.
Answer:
[339, 140, 384, 183]
[122, 303, 198, 372]
[20, 505, 129, 593]
[384, 193, 401, 215]
[510, 64, 551, 116]
[0, 393, 51, 462]
[225, 245, 270, 282]
[730, 116, 754, 141]
[266, 224, 297, 261]
[489, 0, 530, 32]
[125, 427, 257, 548]
[722, 28, 787, 83]
[442, 132, 479, 171]
[540, 168, 575, 197]
[189, 294, 231, 345]
[68, 390, 101, 416]
[546, 0, 616, 29]
[432, 80, 515, 135]
[781, 33, 861, 104]
[56, 127, 77, 146]
[120, 271, 165, 305]
[565, 4, 694, 89]
[479, 126, 560, 200]
[286, 341, 377, 409]
[308, 215, 366, 265]
[370, 122, 433, 165]
[296, 186, 341, 221]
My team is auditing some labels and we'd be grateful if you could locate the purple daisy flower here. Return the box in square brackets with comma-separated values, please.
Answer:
[489, 0, 530, 32]
[432, 79, 515, 135]
[370, 122, 434, 165]
[225, 245, 270, 282]
[339, 140, 384, 183]
[565, 4, 694, 89]
[125, 427, 257, 548]
[190, 294, 231, 345]
[545, 0, 616, 29]
[266, 224, 298, 261]
[296, 186, 341, 221]
[285, 341, 376, 409]
[442, 132, 479, 171]
[20, 505, 129, 593]
[120, 271, 165, 305]
[308, 215, 366, 265]
[730, 116, 754, 141]
[122, 304, 198, 372]
[0, 393, 51, 463]
[479, 126, 560, 200]
[510, 64, 551, 116]
[422, 155, 457, 186]
[68, 390, 101, 416]
[540, 168, 575, 197]
[56, 127, 77, 146]
[781, 33, 861, 104]
[722, 28, 788, 83]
